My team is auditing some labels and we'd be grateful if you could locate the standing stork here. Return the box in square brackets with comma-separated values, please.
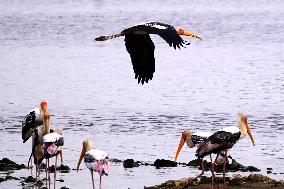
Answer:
[175, 130, 230, 188]
[77, 139, 109, 189]
[42, 129, 64, 186]
[95, 21, 202, 84]
[185, 114, 255, 189]
[22, 101, 51, 176]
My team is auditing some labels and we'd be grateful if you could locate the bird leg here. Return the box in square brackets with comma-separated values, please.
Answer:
[210, 155, 219, 189]
[45, 159, 48, 186]
[100, 175, 102, 189]
[60, 150, 63, 164]
[27, 152, 33, 169]
[91, 170, 95, 189]
[223, 150, 228, 184]
[182, 158, 204, 189]
[54, 154, 58, 189]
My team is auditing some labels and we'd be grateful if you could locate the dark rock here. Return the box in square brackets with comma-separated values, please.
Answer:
[123, 159, 139, 168]
[49, 165, 56, 173]
[0, 177, 6, 183]
[200, 176, 211, 184]
[35, 180, 44, 187]
[25, 176, 36, 183]
[58, 164, 71, 173]
[110, 158, 122, 163]
[247, 166, 261, 172]
[154, 159, 177, 168]
[57, 179, 64, 182]
[5, 175, 19, 180]
[267, 167, 273, 170]
[60, 187, 69, 189]
[229, 175, 244, 186]
[0, 158, 27, 171]
[246, 174, 270, 183]
[187, 159, 202, 167]
[267, 170, 272, 174]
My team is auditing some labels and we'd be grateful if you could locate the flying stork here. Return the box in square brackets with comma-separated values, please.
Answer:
[77, 139, 109, 189]
[95, 21, 202, 85]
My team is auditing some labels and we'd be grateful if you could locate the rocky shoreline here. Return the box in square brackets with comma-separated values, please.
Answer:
[1, 157, 283, 189]
[144, 174, 284, 189]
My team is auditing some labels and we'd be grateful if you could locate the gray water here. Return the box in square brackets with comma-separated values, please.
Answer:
[0, 0, 284, 188]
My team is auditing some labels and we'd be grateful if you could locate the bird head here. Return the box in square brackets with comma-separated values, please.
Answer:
[40, 100, 48, 113]
[77, 139, 93, 172]
[174, 130, 191, 162]
[176, 28, 203, 40]
[238, 114, 255, 146]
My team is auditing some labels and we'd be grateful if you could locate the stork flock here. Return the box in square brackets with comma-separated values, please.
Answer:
[19, 21, 256, 189]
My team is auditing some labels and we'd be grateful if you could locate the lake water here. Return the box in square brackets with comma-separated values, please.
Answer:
[0, 0, 283, 188]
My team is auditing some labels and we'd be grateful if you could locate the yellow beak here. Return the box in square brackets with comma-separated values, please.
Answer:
[182, 31, 203, 40]
[174, 135, 186, 162]
[77, 147, 85, 172]
[246, 124, 255, 146]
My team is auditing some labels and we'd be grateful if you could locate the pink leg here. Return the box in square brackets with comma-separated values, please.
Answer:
[54, 154, 58, 189]
[100, 175, 102, 189]
[45, 159, 48, 186]
[91, 170, 95, 189]
[223, 150, 228, 184]
[210, 155, 219, 189]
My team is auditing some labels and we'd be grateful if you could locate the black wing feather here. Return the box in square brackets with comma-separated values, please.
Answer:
[22, 110, 43, 143]
[191, 134, 207, 145]
[125, 34, 155, 85]
[123, 22, 185, 49]
[196, 131, 241, 158]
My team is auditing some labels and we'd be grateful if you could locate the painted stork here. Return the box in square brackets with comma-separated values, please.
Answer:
[22, 101, 51, 176]
[42, 129, 64, 187]
[22, 101, 50, 143]
[77, 139, 109, 189]
[175, 130, 231, 188]
[192, 114, 255, 188]
[95, 21, 202, 85]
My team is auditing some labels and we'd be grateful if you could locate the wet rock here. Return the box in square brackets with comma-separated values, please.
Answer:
[229, 175, 244, 186]
[25, 176, 37, 183]
[200, 176, 211, 184]
[58, 164, 71, 173]
[187, 159, 202, 167]
[0, 177, 5, 183]
[246, 174, 270, 183]
[123, 159, 139, 168]
[0, 158, 26, 171]
[5, 175, 19, 181]
[154, 159, 177, 168]
[35, 180, 44, 187]
[60, 187, 69, 189]
[110, 158, 123, 163]
[49, 165, 56, 173]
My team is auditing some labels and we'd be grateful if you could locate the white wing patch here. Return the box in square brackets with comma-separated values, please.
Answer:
[218, 126, 240, 134]
[135, 21, 168, 30]
[193, 131, 212, 138]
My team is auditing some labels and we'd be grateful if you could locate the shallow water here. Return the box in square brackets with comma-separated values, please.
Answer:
[0, 0, 284, 188]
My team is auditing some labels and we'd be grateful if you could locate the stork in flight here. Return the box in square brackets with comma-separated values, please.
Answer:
[95, 21, 202, 85]
[77, 139, 109, 189]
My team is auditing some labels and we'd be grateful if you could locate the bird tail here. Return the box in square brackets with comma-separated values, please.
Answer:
[94, 33, 124, 41]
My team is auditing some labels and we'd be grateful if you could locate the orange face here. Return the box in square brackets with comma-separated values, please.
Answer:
[176, 28, 203, 40]
[41, 101, 47, 112]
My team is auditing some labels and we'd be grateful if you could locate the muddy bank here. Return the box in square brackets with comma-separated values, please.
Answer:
[144, 174, 284, 189]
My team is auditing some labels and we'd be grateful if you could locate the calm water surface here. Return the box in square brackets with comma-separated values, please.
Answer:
[0, 0, 284, 188]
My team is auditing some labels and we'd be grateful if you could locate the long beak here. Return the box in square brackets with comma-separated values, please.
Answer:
[77, 147, 85, 172]
[182, 31, 203, 40]
[174, 135, 186, 162]
[246, 124, 255, 146]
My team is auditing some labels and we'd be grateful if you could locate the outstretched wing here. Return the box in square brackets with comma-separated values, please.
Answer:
[123, 21, 185, 49]
[125, 34, 155, 85]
